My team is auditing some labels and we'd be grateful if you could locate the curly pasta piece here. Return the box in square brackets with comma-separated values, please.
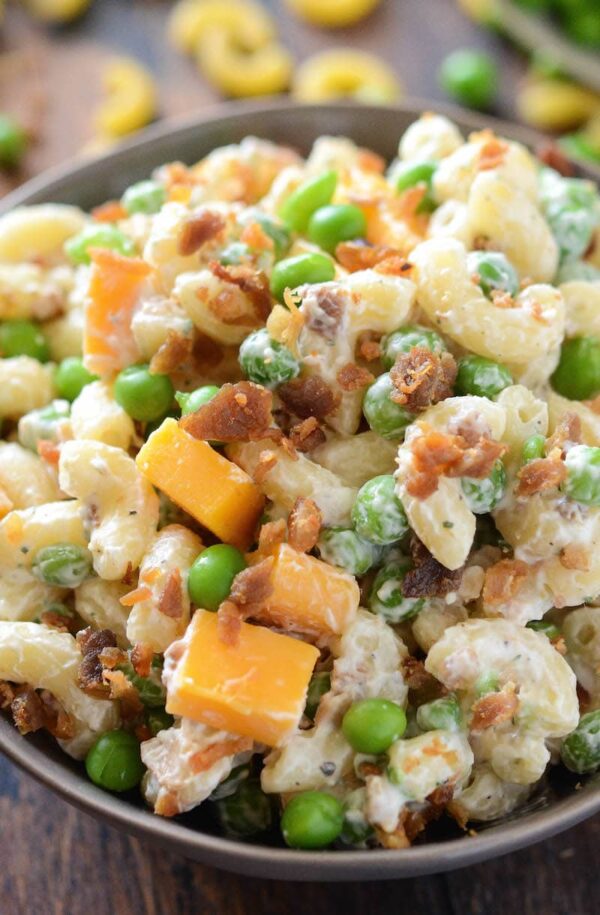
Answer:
[131, 295, 193, 361]
[0, 204, 86, 264]
[411, 238, 564, 364]
[311, 431, 398, 488]
[75, 579, 133, 647]
[0, 443, 62, 510]
[44, 306, 84, 361]
[564, 606, 600, 708]
[174, 267, 263, 346]
[433, 133, 538, 204]
[59, 441, 159, 580]
[0, 264, 73, 321]
[547, 391, 600, 447]
[126, 524, 203, 652]
[0, 357, 55, 420]
[449, 763, 531, 824]
[0, 621, 118, 758]
[495, 385, 548, 466]
[398, 113, 463, 162]
[561, 280, 600, 339]
[70, 381, 135, 451]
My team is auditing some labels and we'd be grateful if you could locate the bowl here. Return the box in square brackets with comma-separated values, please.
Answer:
[1, 100, 599, 881]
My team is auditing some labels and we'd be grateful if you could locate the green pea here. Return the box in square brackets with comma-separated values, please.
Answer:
[342, 698, 407, 754]
[362, 372, 415, 440]
[31, 543, 93, 588]
[114, 363, 174, 422]
[215, 779, 274, 838]
[475, 671, 499, 697]
[466, 250, 519, 299]
[417, 695, 462, 733]
[209, 764, 251, 801]
[556, 259, 600, 284]
[243, 210, 291, 259]
[122, 180, 166, 215]
[188, 544, 247, 611]
[238, 328, 300, 388]
[219, 242, 251, 266]
[369, 556, 424, 623]
[18, 400, 70, 452]
[521, 433, 546, 464]
[461, 459, 506, 514]
[393, 160, 438, 211]
[562, 444, 600, 506]
[561, 710, 600, 774]
[439, 49, 498, 109]
[269, 252, 335, 303]
[0, 320, 49, 362]
[305, 671, 331, 721]
[340, 789, 373, 847]
[546, 202, 597, 263]
[352, 475, 408, 545]
[526, 619, 561, 641]
[281, 791, 344, 849]
[317, 527, 381, 576]
[381, 324, 446, 370]
[551, 337, 600, 401]
[65, 224, 136, 265]
[146, 708, 174, 736]
[0, 115, 27, 169]
[455, 355, 513, 399]
[307, 204, 367, 254]
[55, 357, 98, 401]
[175, 385, 219, 417]
[85, 729, 144, 792]
[117, 661, 165, 708]
[279, 170, 338, 233]
[563, 10, 600, 47]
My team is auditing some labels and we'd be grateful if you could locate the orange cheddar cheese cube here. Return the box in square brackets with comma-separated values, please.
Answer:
[259, 543, 360, 637]
[136, 418, 264, 549]
[83, 249, 150, 377]
[165, 610, 319, 746]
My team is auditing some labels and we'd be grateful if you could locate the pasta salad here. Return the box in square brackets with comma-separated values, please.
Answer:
[0, 114, 599, 851]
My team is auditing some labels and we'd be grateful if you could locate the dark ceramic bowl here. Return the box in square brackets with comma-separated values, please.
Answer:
[1, 100, 599, 881]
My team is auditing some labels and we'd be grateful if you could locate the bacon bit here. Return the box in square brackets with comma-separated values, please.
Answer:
[472, 235, 491, 251]
[516, 448, 567, 497]
[178, 211, 225, 256]
[336, 362, 375, 392]
[91, 200, 127, 223]
[376, 817, 411, 849]
[102, 669, 144, 720]
[470, 687, 518, 732]
[560, 544, 591, 572]
[217, 557, 275, 645]
[37, 440, 60, 466]
[163, 161, 194, 189]
[374, 255, 416, 277]
[398, 186, 429, 223]
[288, 497, 322, 554]
[120, 586, 152, 607]
[477, 137, 509, 171]
[189, 736, 253, 774]
[356, 148, 386, 173]
[356, 331, 382, 363]
[253, 449, 279, 484]
[529, 299, 550, 325]
[402, 657, 433, 691]
[546, 412, 582, 455]
[155, 791, 180, 818]
[122, 562, 135, 586]
[135, 723, 153, 743]
[278, 376, 340, 421]
[76, 628, 118, 698]
[428, 782, 455, 810]
[305, 288, 345, 342]
[98, 646, 128, 670]
[240, 221, 274, 251]
[483, 558, 529, 607]
[390, 347, 456, 411]
[210, 261, 272, 322]
[490, 289, 515, 309]
[257, 518, 287, 556]
[131, 643, 154, 678]
[150, 330, 193, 375]
[407, 427, 507, 499]
[289, 416, 326, 453]
[403, 539, 463, 598]
[181, 380, 279, 443]
[280, 435, 299, 461]
[335, 240, 406, 273]
[10, 686, 74, 740]
[536, 142, 575, 177]
[39, 609, 76, 633]
[157, 569, 184, 619]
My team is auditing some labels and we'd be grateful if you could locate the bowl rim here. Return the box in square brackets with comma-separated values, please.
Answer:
[1, 98, 599, 880]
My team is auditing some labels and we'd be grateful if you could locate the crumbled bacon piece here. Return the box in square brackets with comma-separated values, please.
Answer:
[278, 376, 340, 420]
[39, 608, 76, 633]
[403, 539, 463, 598]
[98, 646, 128, 670]
[37, 440, 60, 466]
[356, 331, 382, 363]
[76, 628, 118, 698]
[470, 687, 518, 732]
[180, 381, 279, 443]
[91, 200, 127, 223]
[289, 417, 326, 453]
[483, 559, 529, 607]
[178, 211, 225, 256]
[190, 736, 253, 774]
[209, 261, 272, 321]
[390, 347, 456, 411]
[150, 330, 193, 375]
[336, 362, 375, 392]
[516, 449, 567, 497]
[253, 449, 279, 484]
[267, 295, 305, 356]
[536, 142, 575, 177]
[335, 241, 410, 274]
[402, 657, 432, 691]
[560, 544, 591, 572]
[10, 686, 74, 740]
[131, 643, 154, 678]
[157, 569, 184, 620]
[490, 289, 515, 309]
[103, 669, 144, 720]
[374, 255, 417, 277]
[122, 561, 135, 586]
[217, 557, 274, 645]
[477, 137, 509, 171]
[257, 518, 287, 555]
[546, 412, 582, 455]
[190, 332, 225, 373]
[288, 497, 322, 553]
[304, 288, 345, 341]
[407, 427, 507, 499]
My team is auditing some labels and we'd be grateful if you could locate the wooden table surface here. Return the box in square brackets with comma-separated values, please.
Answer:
[0, 2, 598, 913]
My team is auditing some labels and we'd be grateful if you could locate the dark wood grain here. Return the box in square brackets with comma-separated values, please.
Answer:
[0, 2, 594, 912]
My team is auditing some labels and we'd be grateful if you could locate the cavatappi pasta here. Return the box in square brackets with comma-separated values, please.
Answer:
[0, 118, 599, 850]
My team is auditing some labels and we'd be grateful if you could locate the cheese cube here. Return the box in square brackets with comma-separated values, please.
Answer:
[166, 610, 319, 746]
